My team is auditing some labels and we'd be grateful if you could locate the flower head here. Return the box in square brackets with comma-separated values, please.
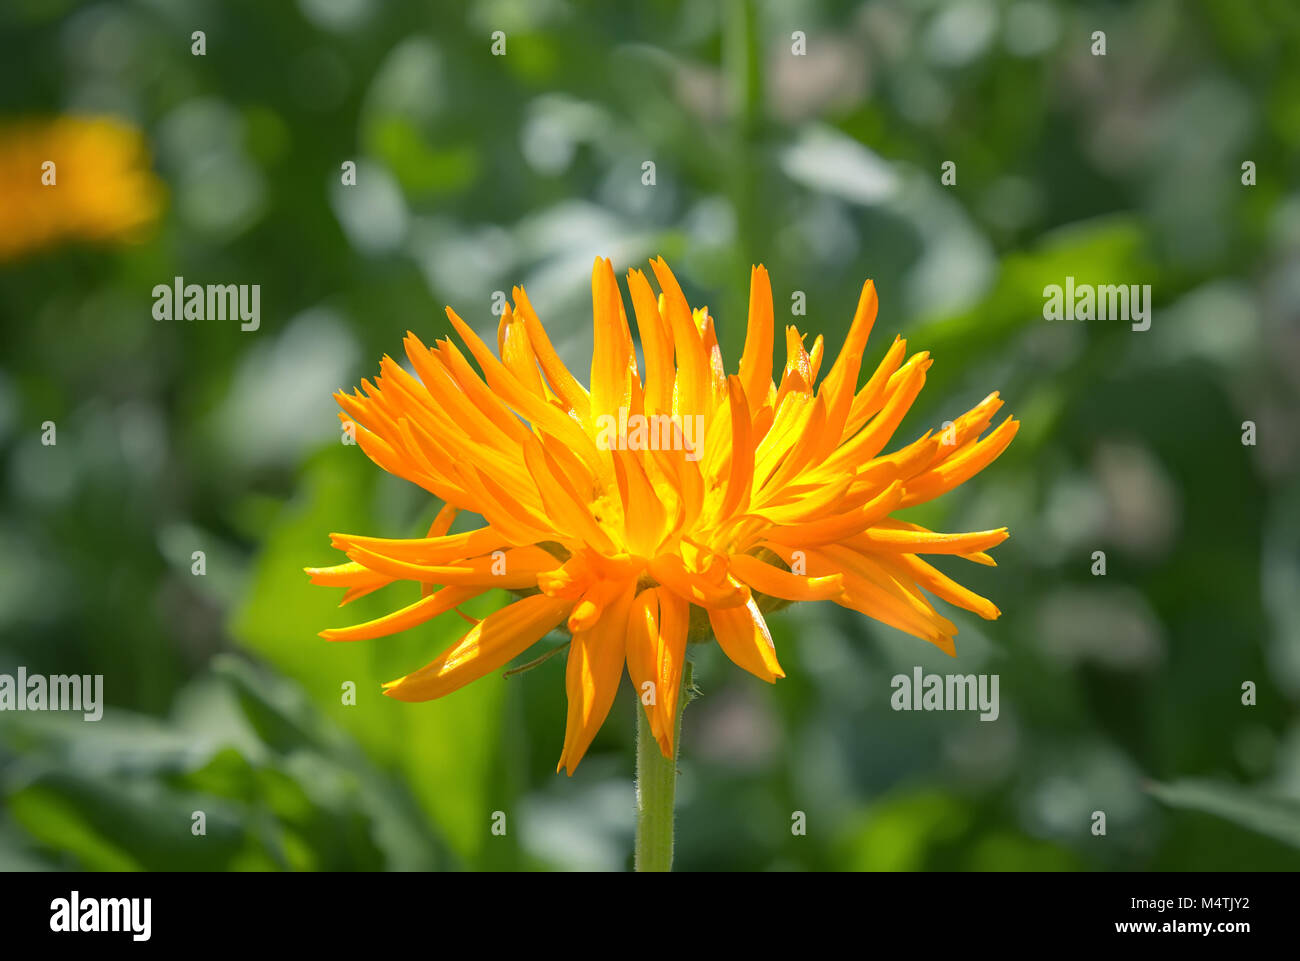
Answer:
[308, 258, 1017, 773]
[0, 116, 164, 263]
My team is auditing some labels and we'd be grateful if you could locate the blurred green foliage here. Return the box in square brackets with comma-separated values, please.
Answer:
[2, 0, 1299, 870]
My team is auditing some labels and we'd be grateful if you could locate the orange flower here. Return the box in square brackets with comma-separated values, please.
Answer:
[0, 116, 164, 262]
[307, 258, 1018, 773]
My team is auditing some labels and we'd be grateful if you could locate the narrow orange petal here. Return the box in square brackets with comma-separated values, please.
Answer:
[849, 525, 1010, 555]
[830, 352, 931, 466]
[728, 553, 844, 602]
[816, 278, 878, 455]
[344, 543, 560, 590]
[717, 376, 754, 519]
[329, 526, 504, 564]
[708, 597, 784, 682]
[738, 264, 775, 414]
[558, 585, 634, 774]
[383, 593, 572, 701]
[884, 553, 1002, 620]
[611, 448, 667, 556]
[321, 585, 483, 642]
[589, 257, 635, 420]
[761, 480, 903, 547]
[901, 416, 1020, 507]
[513, 285, 592, 423]
[498, 304, 550, 398]
[650, 257, 710, 418]
[627, 268, 675, 416]
[625, 587, 690, 756]
[841, 336, 907, 439]
[652, 589, 689, 748]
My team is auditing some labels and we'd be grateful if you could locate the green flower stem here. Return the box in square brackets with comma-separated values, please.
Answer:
[634, 661, 693, 872]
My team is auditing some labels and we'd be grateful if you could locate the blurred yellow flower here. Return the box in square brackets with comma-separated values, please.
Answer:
[0, 116, 163, 262]
[308, 258, 1018, 773]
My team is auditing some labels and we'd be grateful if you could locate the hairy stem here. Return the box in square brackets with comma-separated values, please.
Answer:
[634, 661, 694, 872]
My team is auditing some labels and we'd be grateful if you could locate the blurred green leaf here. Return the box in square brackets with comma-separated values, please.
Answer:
[8, 772, 255, 871]
[231, 449, 518, 866]
[1146, 779, 1300, 850]
[835, 790, 971, 871]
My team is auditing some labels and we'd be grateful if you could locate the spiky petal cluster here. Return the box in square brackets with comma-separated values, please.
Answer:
[307, 258, 1018, 773]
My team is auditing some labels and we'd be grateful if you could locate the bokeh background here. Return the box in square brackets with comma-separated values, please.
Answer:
[2, 0, 1299, 871]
